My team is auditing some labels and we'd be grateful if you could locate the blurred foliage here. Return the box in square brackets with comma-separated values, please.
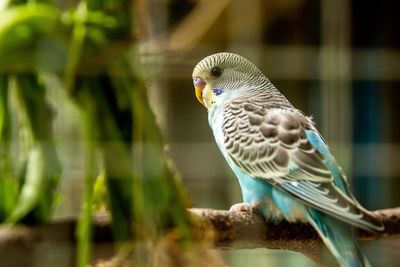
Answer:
[0, 0, 193, 266]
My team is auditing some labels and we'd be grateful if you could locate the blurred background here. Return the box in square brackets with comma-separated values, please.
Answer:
[50, 0, 400, 266]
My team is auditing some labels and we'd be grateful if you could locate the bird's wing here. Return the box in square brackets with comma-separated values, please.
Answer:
[222, 100, 383, 231]
[222, 100, 330, 183]
[305, 130, 355, 200]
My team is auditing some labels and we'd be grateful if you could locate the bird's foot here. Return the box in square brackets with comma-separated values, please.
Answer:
[229, 202, 257, 214]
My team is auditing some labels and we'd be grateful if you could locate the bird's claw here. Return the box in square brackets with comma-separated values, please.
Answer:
[229, 203, 255, 214]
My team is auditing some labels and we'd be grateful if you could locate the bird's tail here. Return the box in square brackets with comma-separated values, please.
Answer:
[308, 210, 371, 267]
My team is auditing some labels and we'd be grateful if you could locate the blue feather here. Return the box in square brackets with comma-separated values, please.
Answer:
[213, 88, 224, 96]
[230, 163, 308, 223]
[308, 209, 370, 267]
[306, 130, 351, 197]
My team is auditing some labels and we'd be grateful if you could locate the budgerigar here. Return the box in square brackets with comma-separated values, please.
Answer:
[192, 52, 383, 267]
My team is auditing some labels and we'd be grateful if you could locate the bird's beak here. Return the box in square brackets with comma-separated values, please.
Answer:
[193, 77, 206, 106]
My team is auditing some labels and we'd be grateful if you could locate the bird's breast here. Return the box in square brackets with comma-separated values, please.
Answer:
[208, 104, 226, 152]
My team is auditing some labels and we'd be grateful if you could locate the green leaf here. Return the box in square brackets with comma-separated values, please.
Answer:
[6, 74, 60, 223]
[0, 4, 65, 72]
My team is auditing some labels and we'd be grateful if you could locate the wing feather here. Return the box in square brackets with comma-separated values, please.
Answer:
[223, 101, 329, 181]
[222, 100, 383, 231]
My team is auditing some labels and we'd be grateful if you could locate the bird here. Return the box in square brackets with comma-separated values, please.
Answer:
[192, 52, 384, 267]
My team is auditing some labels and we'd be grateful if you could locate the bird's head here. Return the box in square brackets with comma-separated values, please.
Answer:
[192, 52, 267, 109]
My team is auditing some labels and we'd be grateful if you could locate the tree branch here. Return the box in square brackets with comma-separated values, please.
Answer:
[0, 207, 399, 267]
[190, 207, 400, 266]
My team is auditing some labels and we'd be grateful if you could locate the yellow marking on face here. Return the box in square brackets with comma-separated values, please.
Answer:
[201, 86, 215, 109]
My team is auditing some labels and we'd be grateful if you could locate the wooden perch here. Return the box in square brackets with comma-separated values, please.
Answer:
[189, 207, 400, 266]
[0, 207, 399, 267]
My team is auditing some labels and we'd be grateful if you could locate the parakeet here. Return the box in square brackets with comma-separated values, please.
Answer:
[192, 52, 383, 267]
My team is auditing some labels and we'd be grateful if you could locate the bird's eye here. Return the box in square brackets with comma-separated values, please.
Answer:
[210, 66, 222, 77]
